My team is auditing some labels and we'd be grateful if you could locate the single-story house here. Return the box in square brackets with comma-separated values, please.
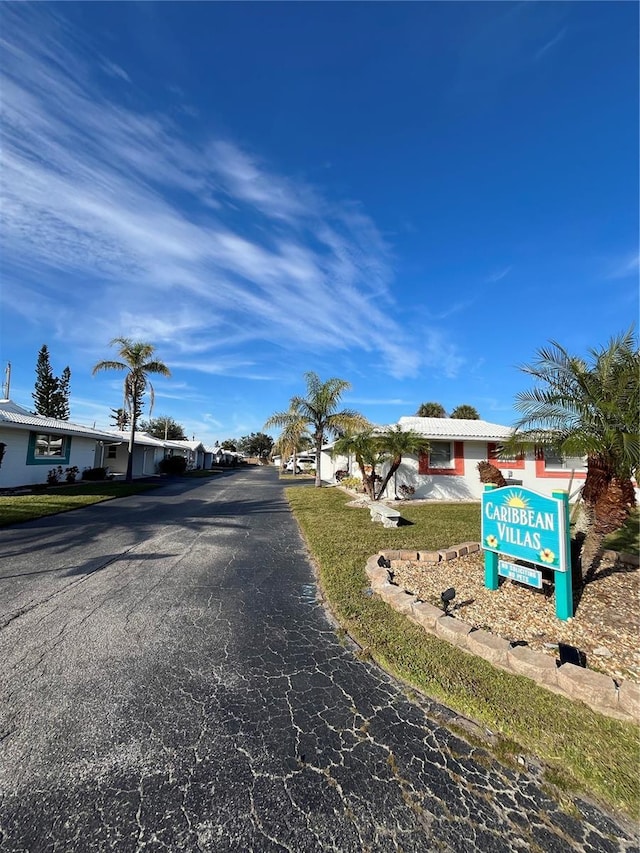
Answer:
[0, 399, 123, 489]
[167, 439, 207, 469]
[320, 416, 588, 501]
[96, 430, 170, 478]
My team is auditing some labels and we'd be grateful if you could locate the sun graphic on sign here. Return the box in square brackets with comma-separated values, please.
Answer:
[505, 491, 529, 508]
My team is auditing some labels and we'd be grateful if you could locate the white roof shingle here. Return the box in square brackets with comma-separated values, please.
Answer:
[397, 417, 513, 441]
[0, 399, 123, 442]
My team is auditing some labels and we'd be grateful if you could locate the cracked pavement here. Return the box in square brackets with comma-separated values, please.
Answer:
[0, 467, 636, 851]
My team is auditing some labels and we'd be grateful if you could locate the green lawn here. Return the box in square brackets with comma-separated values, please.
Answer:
[603, 507, 639, 555]
[287, 487, 640, 820]
[0, 481, 163, 526]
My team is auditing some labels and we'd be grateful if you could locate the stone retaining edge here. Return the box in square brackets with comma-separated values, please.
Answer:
[365, 547, 639, 726]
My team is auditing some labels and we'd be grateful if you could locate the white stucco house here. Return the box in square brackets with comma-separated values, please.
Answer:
[168, 439, 207, 469]
[96, 430, 172, 478]
[320, 416, 587, 501]
[0, 399, 123, 489]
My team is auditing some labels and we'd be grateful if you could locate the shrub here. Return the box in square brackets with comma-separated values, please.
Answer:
[340, 476, 363, 491]
[47, 466, 63, 486]
[335, 470, 350, 482]
[65, 466, 79, 484]
[399, 484, 415, 499]
[81, 467, 108, 481]
[158, 455, 188, 475]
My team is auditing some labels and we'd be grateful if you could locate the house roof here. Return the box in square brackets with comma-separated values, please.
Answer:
[397, 417, 513, 441]
[103, 430, 170, 448]
[169, 439, 206, 452]
[0, 399, 123, 442]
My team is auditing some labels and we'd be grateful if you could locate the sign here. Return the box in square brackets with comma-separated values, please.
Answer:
[498, 559, 542, 589]
[481, 486, 567, 572]
[482, 485, 573, 621]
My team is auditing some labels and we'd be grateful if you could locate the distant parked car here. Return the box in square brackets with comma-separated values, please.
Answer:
[285, 455, 316, 473]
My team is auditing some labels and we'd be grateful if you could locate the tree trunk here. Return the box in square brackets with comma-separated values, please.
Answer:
[126, 419, 135, 482]
[578, 460, 635, 583]
[125, 389, 138, 483]
[376, 457, 400, 501]
[314, 434, 323, 487]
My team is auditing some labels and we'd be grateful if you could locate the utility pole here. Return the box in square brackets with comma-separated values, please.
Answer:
[2, 362, 10, 399]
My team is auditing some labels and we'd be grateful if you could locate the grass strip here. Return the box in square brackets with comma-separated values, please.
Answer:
[603, 508, 639, 555]
[287, 487, 640, 820]
[0, 481, 163, 526]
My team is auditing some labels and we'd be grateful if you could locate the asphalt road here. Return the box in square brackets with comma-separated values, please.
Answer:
[0, 467, 635, 852]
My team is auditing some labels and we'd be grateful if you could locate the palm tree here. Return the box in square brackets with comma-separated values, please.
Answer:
[507, 328, 639, 582]
[374, 425, 431, 501]
[266, 407, 311, 475]
[267, 372, 369, 487]
[331, 428, 382, 498]
[415, 402, 446, 418]
[93, 338, 171, 482]
[450, 404, 480, 420]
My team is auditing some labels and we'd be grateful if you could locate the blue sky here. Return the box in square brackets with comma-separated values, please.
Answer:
[1, 2, 637, 444]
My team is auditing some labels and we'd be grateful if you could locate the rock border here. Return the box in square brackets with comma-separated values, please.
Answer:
[365, 543, 639, 725]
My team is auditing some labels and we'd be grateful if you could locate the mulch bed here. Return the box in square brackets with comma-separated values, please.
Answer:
[391, 551, 639, 684]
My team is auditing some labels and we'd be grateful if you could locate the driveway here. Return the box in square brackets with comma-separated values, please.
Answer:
[0, 467, 635, 851]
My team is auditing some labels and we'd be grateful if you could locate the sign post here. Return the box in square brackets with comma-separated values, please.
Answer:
[481, 484, 573, 620]
[484, 484, 499, 590]
[553, 490, 573, 621]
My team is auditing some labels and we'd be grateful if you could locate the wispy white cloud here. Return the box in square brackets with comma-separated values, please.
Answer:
[0, 4, 457, 384]
[534, 28, 567, 62]
[99, 57, 131, 83]
[485, 266, 512, 283]
[347, 397, 413, 407]
[605, 253, 640, 280]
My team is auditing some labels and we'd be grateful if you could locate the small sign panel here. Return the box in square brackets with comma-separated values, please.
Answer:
[498, 560, 543, 589]
[481, 486, 567, 572]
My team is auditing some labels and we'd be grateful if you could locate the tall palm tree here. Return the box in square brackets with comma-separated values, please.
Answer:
[507, 328, 639, 582]
[267, 372, 369, 487]
[266, 407, 311, 475]
[374, 425, 431, 501]
[93, 338, 171, 482]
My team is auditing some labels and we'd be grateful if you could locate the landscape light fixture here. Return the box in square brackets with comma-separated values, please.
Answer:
[377, 555, 394, 582]
[441, 587, 456, 615]
[558, 642, 587, 668]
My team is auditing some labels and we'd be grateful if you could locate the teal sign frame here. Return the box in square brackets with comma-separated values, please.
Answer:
[482, 485, 573, 620]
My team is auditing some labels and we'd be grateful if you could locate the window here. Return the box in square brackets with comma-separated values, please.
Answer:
[27, 432, 71, 465]
[487, 442, 524, 470]
[534, 446, 587, 479]
[429, 441, 452, 468]
[543, 449, 585, 471]
[107, 445, 117, 459]
[419, 441, 465, 475]
[35, 434, 64, 457]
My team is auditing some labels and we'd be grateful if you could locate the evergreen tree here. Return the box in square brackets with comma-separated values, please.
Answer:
[110, 407, 130, 430]
[32, 346, 71, 419]
[32, 345, 59, 417]
[52, 365, 71, 420]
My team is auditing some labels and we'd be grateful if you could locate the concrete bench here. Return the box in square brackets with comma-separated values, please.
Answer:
[369, 503, 404, 528]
